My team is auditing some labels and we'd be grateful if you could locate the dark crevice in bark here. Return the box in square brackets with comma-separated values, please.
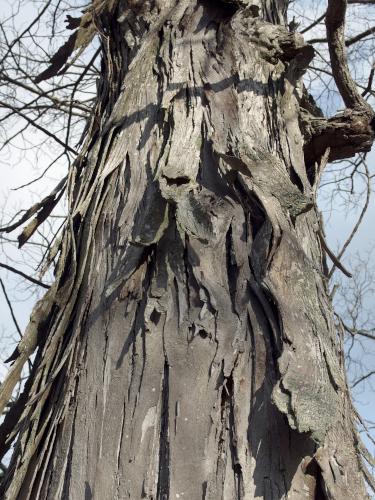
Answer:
[228, 376, 244, 498]
[315, 480, 326, 500]
[0, 348, 40, 461]
[19, 368, 69, 498]
[248, 280, 283, 360]
[127, 327, 137, 403]
[55, 246, 74, 291]
[306, 162, 317, 188]
[172, 276, 181, 330]
[183, 235, 191, 312]
[106, 244, 155, 308]
[303, 457, 327, 500]
[201, 480, 208, 500]
[102, 318, 110, 384]
[234, 177, 266, 240]
[218, 362, 244, 499]
[150, 308, 162, 325]
[34, 384, 58, 438]
[85, 481, 93, 500]
[111, 153, 131, 239]
[247, 312, 257, 416]
[289, 166, 304, 194]
[226, 225, 239, 314]
[164, 176, 191, 186]
[156, 361, 170, 500]
[249, 200, 266, 240]
[61, 405, 79, 499]
[322, 350, 340, 393]
[135, 326, 147, 419]
[118, 259, 156, 422]
[209, 0, 240, 19]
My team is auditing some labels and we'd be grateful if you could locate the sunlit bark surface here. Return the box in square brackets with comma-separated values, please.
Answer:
[1, 1, 368, 498]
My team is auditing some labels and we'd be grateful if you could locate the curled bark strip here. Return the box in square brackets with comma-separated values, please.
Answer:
[17, 188, 65, 248]
[0, 374, 33, 462]
[0, 177, 66, 246]
[0, 287, 55, 417]
[34, 32, 79, 84]
[34, 0, 117, 83]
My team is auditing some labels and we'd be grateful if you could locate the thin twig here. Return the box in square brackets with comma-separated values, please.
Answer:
[352, 371, 375, 389]
[301, 12, 326, 34]
[0, 263, 50, 289]
[0, 278, 22, 338]
[0, 278, 33, 372]
[329, 160, 371, 279]
[0, 101, 78, 155]
[317, 229, 353, 278]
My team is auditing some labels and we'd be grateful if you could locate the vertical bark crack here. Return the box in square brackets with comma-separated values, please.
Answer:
[219, 364, 244, 498]
[156, 361, 170, 500]
[226, 224, 239, 315]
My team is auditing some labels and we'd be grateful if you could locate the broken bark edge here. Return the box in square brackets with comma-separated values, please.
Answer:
[302, 108, 375, 167]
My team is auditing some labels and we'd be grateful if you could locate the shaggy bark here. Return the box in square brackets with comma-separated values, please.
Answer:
[0, 0, 372, 498]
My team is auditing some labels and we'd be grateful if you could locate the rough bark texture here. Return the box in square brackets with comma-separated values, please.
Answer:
[0, 1, 370, 498]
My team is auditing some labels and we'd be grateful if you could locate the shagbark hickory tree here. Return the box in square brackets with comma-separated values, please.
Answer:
[0, 0, 374, 498]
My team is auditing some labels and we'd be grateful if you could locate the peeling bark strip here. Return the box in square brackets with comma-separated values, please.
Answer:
[0, 1, 372, 499]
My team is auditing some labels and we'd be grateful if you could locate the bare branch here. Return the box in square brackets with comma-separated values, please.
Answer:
[0, 263, 50, 289]
[0, 101, 78, 155]
[308, 26, 375, 46]
[341, 319, 375, 341]
[328, 159, 371, 278]
[317, 229, 353, 278]
[0, 278, 22, 338]
[325, 0, 374, 112]
[352, 370, 375, 388]
[300, 13, 326, 35]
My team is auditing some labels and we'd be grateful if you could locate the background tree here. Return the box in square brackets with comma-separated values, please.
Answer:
[0, 0, 375, 498]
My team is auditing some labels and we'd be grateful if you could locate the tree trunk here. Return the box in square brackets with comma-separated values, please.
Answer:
[1, 1, 369, 498]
